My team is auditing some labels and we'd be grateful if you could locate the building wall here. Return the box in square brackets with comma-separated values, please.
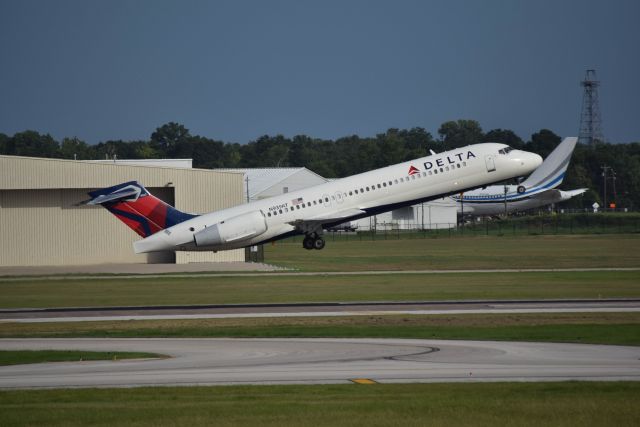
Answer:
[353, 199, 457, 231]
[0, 156, 245, 266]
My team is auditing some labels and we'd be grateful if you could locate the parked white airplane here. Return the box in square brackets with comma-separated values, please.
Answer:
[86, 143, 542, 252]
[451, 137, 587, 216]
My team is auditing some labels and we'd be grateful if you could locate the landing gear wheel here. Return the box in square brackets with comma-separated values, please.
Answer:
[313, 237, 326, 250]
[303, 236, 315, 250]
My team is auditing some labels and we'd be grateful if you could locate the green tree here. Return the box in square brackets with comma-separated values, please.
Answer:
[483, 129, 525, 149]
[59, 137, 93, 160]
[376, 129, 406, 166]
[223, 143, 242, 168]
[134, 143, 159, 159]
[6, 131, 59, 157]
[0, 133, 8, 153]
[93, 140, 149, 160]
[288, 135, 318, 168]
[399, 127, 436, 159]
[240, 135, 291, 167]
[333, 135, 379, 176]
[527, 129, 561, 158]
[438, 120, 484, 150]
[189, 136, 227, 169]
[150, 122, 191, 157]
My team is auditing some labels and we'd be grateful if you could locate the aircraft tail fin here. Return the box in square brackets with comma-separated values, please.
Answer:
[520, 137, 578, 191]
[85, 181, 197, 238]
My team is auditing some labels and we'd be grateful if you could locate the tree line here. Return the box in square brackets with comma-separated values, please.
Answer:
[1, 120, 639, 210]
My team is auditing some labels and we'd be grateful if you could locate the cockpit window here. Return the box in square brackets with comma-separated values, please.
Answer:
[498, 146, 514, 155]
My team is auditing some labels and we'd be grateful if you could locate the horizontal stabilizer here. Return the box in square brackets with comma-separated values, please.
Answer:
[559, 188, 588, 199]
[532, 188, 588, 203]
[86, 187, 141, 205]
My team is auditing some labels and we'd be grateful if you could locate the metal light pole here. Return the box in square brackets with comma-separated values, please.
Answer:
[601, 166, 610, 211]
[611, 170, 617, 210]
[503, 185, 508, 217]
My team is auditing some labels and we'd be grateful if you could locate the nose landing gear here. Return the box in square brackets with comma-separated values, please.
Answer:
[303, 234, 326, 250]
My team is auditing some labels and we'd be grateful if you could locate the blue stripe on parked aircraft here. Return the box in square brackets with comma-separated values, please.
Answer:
[454, 172, 565, 203]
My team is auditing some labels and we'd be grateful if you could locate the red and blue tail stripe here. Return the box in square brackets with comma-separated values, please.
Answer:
[87, 181, 197, 238]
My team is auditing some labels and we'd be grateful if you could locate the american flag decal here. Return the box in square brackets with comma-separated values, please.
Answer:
[291, 197, 304, 205]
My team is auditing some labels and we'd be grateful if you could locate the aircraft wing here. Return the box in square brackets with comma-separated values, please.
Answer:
[288, 208, 366, 234]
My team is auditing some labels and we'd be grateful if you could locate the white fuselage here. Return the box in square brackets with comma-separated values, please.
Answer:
[452, 186, 586, 216]
[134, 143, 542, 253]
[451, 185, 566, 216]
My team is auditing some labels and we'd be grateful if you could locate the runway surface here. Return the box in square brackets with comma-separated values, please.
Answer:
[2, 299, 639, 323]
[1, 338, 639, 388]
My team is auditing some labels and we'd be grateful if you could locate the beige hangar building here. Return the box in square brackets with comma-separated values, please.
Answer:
[0, 155, 245, 267]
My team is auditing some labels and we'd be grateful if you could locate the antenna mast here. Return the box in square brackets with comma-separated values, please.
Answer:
[578, 69, 605, 146]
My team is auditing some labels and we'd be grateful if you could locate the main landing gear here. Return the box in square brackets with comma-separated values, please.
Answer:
[303, 234, 326, 250]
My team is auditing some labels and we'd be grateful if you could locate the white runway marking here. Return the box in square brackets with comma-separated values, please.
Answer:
[0, 338, 638, 388]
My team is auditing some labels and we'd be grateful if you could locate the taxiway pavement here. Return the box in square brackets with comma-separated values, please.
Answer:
[1, 338, 639, 388]
[2, 299, 639, 323]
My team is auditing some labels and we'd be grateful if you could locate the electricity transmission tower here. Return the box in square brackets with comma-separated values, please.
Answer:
[578, 69, 605, 146]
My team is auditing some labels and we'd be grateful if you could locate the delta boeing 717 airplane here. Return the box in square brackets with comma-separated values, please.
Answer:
[86, 143, 542, 252]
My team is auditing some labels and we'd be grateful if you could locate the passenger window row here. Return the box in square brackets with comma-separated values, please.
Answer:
[266, 160, 468, 218]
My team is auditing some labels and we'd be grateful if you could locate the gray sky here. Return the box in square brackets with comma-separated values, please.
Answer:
[1, 0, 638, 144]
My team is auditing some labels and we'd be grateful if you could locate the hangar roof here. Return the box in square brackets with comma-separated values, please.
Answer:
[0, 155, 240, 190]
[89, 159, 193, 169]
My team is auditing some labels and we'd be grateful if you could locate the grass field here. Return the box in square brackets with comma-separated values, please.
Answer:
[1, 382, 639, 427]
[0, 350, 162, 366]
[0, 270, 639, 308]
[1, 234, 638, 425]
[264, 234, 640, 271]
[2, 313, 639, 346]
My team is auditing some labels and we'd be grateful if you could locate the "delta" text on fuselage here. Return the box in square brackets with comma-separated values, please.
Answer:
[423, 151, 476, 170]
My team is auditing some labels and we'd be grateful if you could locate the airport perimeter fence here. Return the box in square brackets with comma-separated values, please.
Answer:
[282, 213, 640, 244]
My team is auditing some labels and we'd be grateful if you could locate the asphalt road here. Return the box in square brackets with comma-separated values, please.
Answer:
[1, 338, 639, 388]
[2, 299, 639, 323]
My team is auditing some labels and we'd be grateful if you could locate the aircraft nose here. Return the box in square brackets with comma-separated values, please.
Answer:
[529, 153, 543, 169]
[517, 151, 542, 173]
[511, 150, 542, 175]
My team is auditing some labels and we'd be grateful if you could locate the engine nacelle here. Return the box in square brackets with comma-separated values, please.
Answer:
[193, 210, 268, 247]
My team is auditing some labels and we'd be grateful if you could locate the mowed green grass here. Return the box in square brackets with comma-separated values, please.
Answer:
[0, 350, 163, 366]
[2, 313, 640, 346]
[0, 271, 639, 308]
[265, 234, 640, 271]
[1, 382, 639, 427]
